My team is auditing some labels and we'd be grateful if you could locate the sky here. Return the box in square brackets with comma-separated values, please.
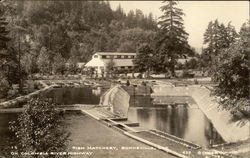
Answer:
[109, 1, 249, 52]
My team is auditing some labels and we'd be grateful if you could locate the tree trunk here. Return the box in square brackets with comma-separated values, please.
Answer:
[170, 65, 175, 77]
[18, 36, 23, 94]
[170, 58, 176, 78]
[146, 70, 149, 78]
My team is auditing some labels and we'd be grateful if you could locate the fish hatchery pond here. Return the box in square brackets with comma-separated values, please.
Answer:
[0, 85, 226, 157]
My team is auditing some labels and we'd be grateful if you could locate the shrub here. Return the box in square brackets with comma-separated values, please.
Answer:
[0, 77, 10, 99]
[8, 98, 70, 157]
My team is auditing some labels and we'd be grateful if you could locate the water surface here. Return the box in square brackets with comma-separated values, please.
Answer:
[128, 95, 225, 147]
[43, 86, 108, 105]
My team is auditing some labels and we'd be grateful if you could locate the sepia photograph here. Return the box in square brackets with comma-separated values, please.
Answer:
[0, 0, 249, 158]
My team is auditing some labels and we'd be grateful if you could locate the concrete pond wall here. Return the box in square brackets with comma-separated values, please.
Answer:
[99, 85, 130, 118]
[152, 85, 250, 143]
[122, 85, 152, 96]
[0, 82, 54, 109]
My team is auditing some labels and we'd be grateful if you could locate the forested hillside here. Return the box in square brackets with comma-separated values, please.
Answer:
[1, 1, 157, 74]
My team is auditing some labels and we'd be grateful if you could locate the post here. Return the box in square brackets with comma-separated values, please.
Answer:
[133, 84, 136, 106]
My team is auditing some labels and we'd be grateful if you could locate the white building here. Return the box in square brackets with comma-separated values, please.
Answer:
[85, 52, 136, 75]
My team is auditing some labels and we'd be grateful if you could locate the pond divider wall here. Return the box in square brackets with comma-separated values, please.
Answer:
[0, 81, 54, 109]
[122, 85, 152, 96]
[99, 85, 130, 118]
[151, 85, 250, 143]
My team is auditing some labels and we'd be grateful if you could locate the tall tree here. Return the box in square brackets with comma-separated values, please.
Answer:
[202, 20, 238, 70]
[225, 22, 238, 46]
[155, 0, 192, 77]
[0, 15, 11, 98]
[203, 20, 220, 68]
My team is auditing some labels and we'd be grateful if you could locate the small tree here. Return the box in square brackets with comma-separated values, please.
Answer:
[9, 98, 70, 158]
[52, 53, 66, 75]
[37, 47, 50, 75]
[185, 58, 198, 69]
[105, 58, 115, 78]
[133, 44, 154, 78]
[67, 56, 78, 75]
[87, 67, 95, 78]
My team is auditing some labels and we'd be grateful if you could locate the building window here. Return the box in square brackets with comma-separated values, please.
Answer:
[124, 55, 128, 59]
[94, 55, 98, 58]
[102, 55, 107, 59]
[121, 66, 125, 69]
[117, 55, 121, 59]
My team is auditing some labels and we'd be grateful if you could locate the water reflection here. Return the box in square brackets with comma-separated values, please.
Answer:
[92, 87, 102, 96]
[43, 87, 108, 105]
[128, 96, 225, 147]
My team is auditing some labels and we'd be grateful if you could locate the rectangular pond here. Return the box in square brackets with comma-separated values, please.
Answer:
[42, 86, 109, 105]
[128, 95, 225, 147]
[0, 85, 226, 157]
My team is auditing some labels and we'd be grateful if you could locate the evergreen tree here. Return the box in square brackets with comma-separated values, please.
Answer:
[52, 53, 66, 75]
[203, 20, 221, 66]
[155, 0, 192, 77]
[0, 17, 10, 69]
[226, 22, 238, 46]
[126, 10, 136, 28]
[133, 44, 154, 77]
[67, 46, 80, 74]
[0, 18, 9, 50]
[37, 47, 50, 75]
[202, 20, 238, 69]
[0, 14, 11, 98]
